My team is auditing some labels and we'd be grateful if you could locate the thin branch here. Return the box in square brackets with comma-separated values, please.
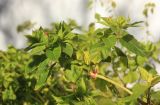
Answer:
[96, 74, 133, 95]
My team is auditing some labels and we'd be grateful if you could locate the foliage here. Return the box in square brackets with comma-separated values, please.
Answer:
[1, 16, 160, 105]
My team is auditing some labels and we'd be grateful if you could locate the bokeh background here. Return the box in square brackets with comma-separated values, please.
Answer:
[0, 0, 160, 50]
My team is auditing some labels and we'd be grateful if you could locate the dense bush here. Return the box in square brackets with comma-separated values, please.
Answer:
[1, 16, 160, 105]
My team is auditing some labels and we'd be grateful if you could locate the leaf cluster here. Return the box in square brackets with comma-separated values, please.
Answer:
[1, 16, 160, 105]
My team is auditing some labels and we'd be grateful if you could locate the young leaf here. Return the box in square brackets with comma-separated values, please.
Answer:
[90, 51, 102, 64]
[46, 50, 54, 59]
[139, 67, 153, 83]
[2, 87, 16, 100]
[151, 76, 160, 86]
[129, 21, 144, 27]
[63, 43, 73, 57]
[83, 51, 90, 65]
[65, 65, 82, 82]
[52, 95, 69, 105]
[46, 46, 61, 61]
[136, 56, 147, 65]
[103, 35, 116, 49]
[76, 50, 83, 60]
[58, 28, 63, 39]
[30, 45, 45, 55]
[123, 71, 139, 83]
[64, 32, 76, 40]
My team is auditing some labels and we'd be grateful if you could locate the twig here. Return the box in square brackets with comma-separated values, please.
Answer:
[147, 87, 151, 105]
[96, 74, 133, 95]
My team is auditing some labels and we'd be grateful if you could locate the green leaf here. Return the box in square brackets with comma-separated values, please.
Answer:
[30, 45, 45, 55]
[120, 34, 147, 56]
[25, 35, 38, 43]
[76, 50, 83, 60]
[64, 32, 76, 40]
[123, 71, 139, 83]
[53, 46, 61, 61]
[136, 56, 147, 65]
[115, 46, 128, 66]
[97, 98, 116, 105]
[77, 78, 86, 94]
[2, 87, 16, 100]
[40, 31, 48, 43]
[151, 91, 160, 104]
[65, 65, 82, 82]
[115, 46, 125, 56]
[83, 97, 97, 105]
[131, 83, 149, 99]
[151, 76, 160, 86]
[58, 28, 63, 39]
[35, 70, 49, 90]
[139, 67, 153, 83]
[73, 97, 97, 105]
[35, 59, 49, 90]
[103, 35, 116, 49]
[51, 35, 58, 44]
[63, 43, 73, 57]
[101, 48, 110, 60]
[122, 83, 149, 102]
[30, 42, 46, 48]
[46, 50, 54, 59]
[52, 95, 69, 105]
[90, 90, 106, 97]
[46, 46, 61, 61]
[101, 16, 130, 29]
[129, 21, 144, 27]
[83, 51, 91, 65]
[90, 52, 102, 64]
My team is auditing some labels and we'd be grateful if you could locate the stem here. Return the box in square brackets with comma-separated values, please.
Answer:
[96, 74, 133, 95]
[147, 87, 151, 105]
[31, 95, 42, 104]
[35, 92, 45, 103]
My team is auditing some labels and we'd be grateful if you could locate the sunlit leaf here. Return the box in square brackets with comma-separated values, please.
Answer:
[63, 43, 73, 57]
[139, 67, 153, 83]
[30, 45, 45, 55]
[46, 45, 61, 61]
